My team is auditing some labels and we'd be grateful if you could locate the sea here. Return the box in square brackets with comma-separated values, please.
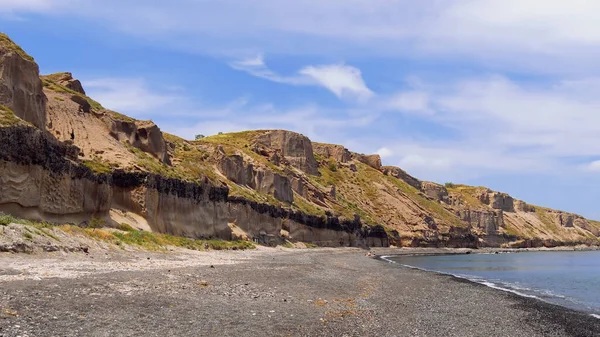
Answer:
[382, 250, 600, 318]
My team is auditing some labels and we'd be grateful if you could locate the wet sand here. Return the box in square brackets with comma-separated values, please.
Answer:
[1, 247, 599, 336]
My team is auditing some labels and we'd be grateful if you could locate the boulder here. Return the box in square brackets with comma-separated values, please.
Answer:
[353, 153, 382, 170]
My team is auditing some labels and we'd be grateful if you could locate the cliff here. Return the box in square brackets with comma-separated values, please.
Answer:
[0, 32, 598, 249]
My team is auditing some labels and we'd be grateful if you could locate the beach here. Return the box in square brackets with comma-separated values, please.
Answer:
[1, 248, 599, 337]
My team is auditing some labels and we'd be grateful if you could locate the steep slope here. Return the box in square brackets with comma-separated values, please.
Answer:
[0, 32, 598, 249]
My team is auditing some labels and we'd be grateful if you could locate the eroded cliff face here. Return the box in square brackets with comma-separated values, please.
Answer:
[0, 126, 386, 247]
[103, 118, 171, 165]
[218, 154, 294, 203]
[255, 130, 319, 175]
[0, 40, 46, 130]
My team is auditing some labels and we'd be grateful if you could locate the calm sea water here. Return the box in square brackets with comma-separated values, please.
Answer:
[383, 251, 600, 316]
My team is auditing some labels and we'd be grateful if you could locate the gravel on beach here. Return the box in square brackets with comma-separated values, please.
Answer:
[1, 247, 599, 337]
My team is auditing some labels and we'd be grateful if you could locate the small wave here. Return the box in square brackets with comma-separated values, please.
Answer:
[478, 281, 539, 299]
[381, 256, 540, 299]
[591, 314, 600, 319]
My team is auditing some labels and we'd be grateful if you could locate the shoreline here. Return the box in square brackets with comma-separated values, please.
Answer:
[1, 248, 600, 336]
[369, 245, 600, 257]
[376, 253, 600, 320]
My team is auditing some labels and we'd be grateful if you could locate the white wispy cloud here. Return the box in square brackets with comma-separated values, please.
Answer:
[231, 56, 373, 101]
[0, 0, 63, 13]
[299, 64, 373, 101]
[386, 91, 431, 114]
[585, 160, 600, 172]
[376, 147, 393, 159]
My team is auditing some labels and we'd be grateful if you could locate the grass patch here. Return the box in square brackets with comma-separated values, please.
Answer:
[82, 159, 113, 174]
[57, 224, 255, 251]
[0, 105, 30, 127]
[107, 110, 135, 122]
[41, 77, 103, 111]
[445, 184, 488, 208]
[125, 143, 186, 179]
[200, 130, 285, 174]
[88, 218, 105, 229]
[385, 174, 465, 228]
[0, 33, 34, 61]
[292, 195, 327, 217]
[117, 223, 135, 232]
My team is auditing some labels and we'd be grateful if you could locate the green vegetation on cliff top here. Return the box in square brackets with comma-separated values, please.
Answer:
[0, 33, 34, 62]
[41, 75, 103, 111]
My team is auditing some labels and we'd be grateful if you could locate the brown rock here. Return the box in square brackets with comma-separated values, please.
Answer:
[0, 37, 47, 129]
[515, 200, 536, 212]
[457, 209, 503, 235]
[103, 117, 171, 165]
[46, 72, 86, 95]
[313, 143, 351, 163]
[420, 182, 448, 201]
[255, 130, 319, 175]
[476, 189, 515, 212]
[352, 153, 382, 170]
[70, 95, 91, 113]
[219, 154, 294, 203]
[329, 185, 336, 199]
[382, 166, 421, 190]
[270, 152, 281, 166]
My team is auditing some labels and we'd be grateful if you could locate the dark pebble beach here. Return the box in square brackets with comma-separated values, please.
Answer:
[1, 248, 599, 336]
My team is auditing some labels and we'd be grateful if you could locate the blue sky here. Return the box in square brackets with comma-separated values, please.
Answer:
[2, 0, 600, 219]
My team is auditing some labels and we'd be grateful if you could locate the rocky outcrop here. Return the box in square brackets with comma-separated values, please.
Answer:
[289, 174, 328, 206]
[219, 155, 294, 203]
[457, 209, 503, 235]
[313, 143, 351, 163]
[476, 189, 515, 212]
[353, 153, 382, 170]
[102, 117, 171, 165]
[0, 39, 46, 130]
[421, 182, 449, 201]
[255, 130, 319, 175]
[515, 200, 535, 212]
[382, 166, 421, 190]
[44, 72, 85, 95]
[549, 211, 579, 228]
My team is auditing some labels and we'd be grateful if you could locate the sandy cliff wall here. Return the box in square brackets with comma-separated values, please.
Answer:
[0, 126, 386, 247]
[0, 47, 46, 129]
